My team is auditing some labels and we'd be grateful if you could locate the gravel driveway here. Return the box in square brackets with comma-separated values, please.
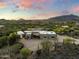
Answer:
[20, 35, 79, 51]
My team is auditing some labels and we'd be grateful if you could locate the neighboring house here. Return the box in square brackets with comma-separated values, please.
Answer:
[27, 28, 43, 31]
[17, 31, 57, 39]
[62, 25, 69, 28]
[0, 25, 4, 28]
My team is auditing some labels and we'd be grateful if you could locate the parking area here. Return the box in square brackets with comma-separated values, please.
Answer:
[20, 35, 79, 51]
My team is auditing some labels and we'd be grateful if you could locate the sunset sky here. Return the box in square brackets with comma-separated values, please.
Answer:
[0, 0, 79, 20]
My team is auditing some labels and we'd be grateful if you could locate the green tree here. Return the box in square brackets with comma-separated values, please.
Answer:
[63, 37, 75, 44]
[10, 43, 24, 54]
[20, 48, 31, 59]
[39, 40, 53, 59]
[67, 21, 76, 27]
[8, 32, 18, 45]
[0, 36, 7, 48]
[41, 40, 53, 51]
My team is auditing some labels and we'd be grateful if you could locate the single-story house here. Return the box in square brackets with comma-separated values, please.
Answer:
[17, 31, 57, 39]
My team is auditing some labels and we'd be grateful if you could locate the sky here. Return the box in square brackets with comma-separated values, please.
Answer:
[0, 0, 79, 20]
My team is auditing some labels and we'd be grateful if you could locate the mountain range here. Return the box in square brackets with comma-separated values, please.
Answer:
[48, 14, 79, 22]
[0, 14, 79, 24]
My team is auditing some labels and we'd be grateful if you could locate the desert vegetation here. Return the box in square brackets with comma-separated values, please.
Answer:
[0, 17, 79, 59]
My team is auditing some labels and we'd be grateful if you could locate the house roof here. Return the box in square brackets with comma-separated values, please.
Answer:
[24, 31, 56, 35]
[39, 31, 56, 35]
[17, 31, 24, 35]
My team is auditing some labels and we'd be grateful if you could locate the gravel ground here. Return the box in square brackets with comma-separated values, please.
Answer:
[20, 35, 79, 51]
[20, 39, 55, 51]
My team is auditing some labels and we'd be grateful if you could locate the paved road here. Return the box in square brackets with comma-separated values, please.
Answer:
[20, 35, 79, 51]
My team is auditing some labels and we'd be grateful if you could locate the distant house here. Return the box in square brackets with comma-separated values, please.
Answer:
[62, 25, 69, 28]
[0, 25, 4, 28]
[17, 30, 57, 39]
[27, 28, 43, 31]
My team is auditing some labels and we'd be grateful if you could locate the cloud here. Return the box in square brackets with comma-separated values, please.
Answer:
[62, 0, 70, 2]
[17, 0, 32, 9]
[12, 0, 16, 2]
[0, 2, 7, 8]
[12, 0, 52, 9]
[61, 10, 70, 15]
[0, 0, 5, 2]
[71, 5, 79, 13]
[31, 12, 60, 19]
[33, 0, 50, 3]
[63, 0, 69, 2]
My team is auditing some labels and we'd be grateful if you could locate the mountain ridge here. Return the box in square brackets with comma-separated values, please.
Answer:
[0, 14, 79, 24]
[48, 14, 79, 22]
